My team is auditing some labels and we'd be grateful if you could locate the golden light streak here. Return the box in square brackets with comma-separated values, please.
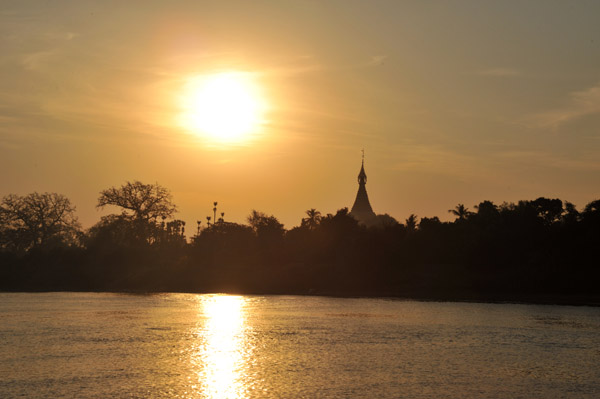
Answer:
[192, 295, 249, 399]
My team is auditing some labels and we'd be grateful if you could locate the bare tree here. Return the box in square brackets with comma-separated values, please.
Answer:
[0, 192, 81, 250]
[97, 181, 177, 221]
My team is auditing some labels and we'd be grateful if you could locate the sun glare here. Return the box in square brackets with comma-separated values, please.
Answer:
[192, 295, 249, 399]
[179, 72, 267, 143]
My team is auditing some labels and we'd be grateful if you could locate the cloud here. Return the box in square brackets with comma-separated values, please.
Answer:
[492, 149, 600, 172]
[19, 50, 56, 71]
[43, 31, 78, 41]
[530, 82, 600, 128]
[477, 68, 521, 77]
[263, 54, 389, 77]
[366, 55, 388, 67]
[388, 142, 486, 179]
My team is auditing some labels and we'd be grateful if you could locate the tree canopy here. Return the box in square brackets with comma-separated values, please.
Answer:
[0, 192, 81, 251]
[247, 210, 285, 240]
[97, 181, 176, 221]
[301, 208, 322, 230]
[1, 190, 599, 304]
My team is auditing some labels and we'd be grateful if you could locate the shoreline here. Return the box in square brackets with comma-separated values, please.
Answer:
[2, 289, 599, 308]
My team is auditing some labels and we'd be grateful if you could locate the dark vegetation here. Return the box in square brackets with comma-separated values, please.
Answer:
[1, 182, 599, 305]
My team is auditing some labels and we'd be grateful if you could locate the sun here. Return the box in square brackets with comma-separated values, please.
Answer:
[178, 72, 267, 143]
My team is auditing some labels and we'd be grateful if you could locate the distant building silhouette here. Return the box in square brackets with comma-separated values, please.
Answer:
[350, 154, 377, 225]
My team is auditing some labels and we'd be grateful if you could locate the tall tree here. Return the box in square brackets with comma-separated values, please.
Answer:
[0, 192, 81, 251]
[301, 208, 322, 230]
[531, 197, 564, 225]
[97, 181, 176, 221]
[562, 201, 580, 224]
[582, 199, 600, 224]
[405, 214, 418, 232]
[583, 199, 600, 217]
[247, 210, 285, 241]
[448, 204, 472, 221]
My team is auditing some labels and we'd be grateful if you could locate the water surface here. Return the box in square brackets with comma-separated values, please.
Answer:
[1, 293, 599, 398]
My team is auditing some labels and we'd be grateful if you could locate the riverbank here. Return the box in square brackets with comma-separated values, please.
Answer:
[2, 288, 599, 307]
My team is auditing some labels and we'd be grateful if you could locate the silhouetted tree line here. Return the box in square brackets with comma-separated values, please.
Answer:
[1, 181, 599, 304]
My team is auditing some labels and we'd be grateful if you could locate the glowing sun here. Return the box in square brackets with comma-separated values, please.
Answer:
[179, 72, 266, 143]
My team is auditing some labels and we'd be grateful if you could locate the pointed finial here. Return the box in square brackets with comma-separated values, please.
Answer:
[358, 149, 367, 184]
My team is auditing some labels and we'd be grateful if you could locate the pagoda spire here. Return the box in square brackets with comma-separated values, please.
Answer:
[358, 149, 367, 185]
[350, 151, 376, 225]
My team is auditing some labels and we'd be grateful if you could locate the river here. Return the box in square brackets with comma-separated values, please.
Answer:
[1, 293, 599, 398]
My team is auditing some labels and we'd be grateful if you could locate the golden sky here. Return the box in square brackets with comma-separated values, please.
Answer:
[1, 1, 600, 229]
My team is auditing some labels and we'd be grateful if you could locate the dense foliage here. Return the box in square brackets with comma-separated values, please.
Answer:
[1, 183, 599, 304]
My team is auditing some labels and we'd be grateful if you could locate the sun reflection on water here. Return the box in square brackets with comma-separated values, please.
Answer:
[192, 295, 250, 399]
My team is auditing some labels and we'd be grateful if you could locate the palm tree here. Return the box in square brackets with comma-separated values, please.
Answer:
[301, 208, 322, 230]
[448, 204, 471, 221]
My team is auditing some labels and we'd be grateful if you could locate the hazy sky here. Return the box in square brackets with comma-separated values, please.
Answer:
[2, 0, 600, 229]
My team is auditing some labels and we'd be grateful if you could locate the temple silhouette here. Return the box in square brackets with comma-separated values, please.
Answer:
[350, 153, 377, 226]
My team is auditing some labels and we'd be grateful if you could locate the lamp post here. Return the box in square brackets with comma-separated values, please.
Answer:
[206, 216, 211, 226]
[220, 212, 225, 223]
[196, 220, 201, 235]
[213, 202, 218, 226]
